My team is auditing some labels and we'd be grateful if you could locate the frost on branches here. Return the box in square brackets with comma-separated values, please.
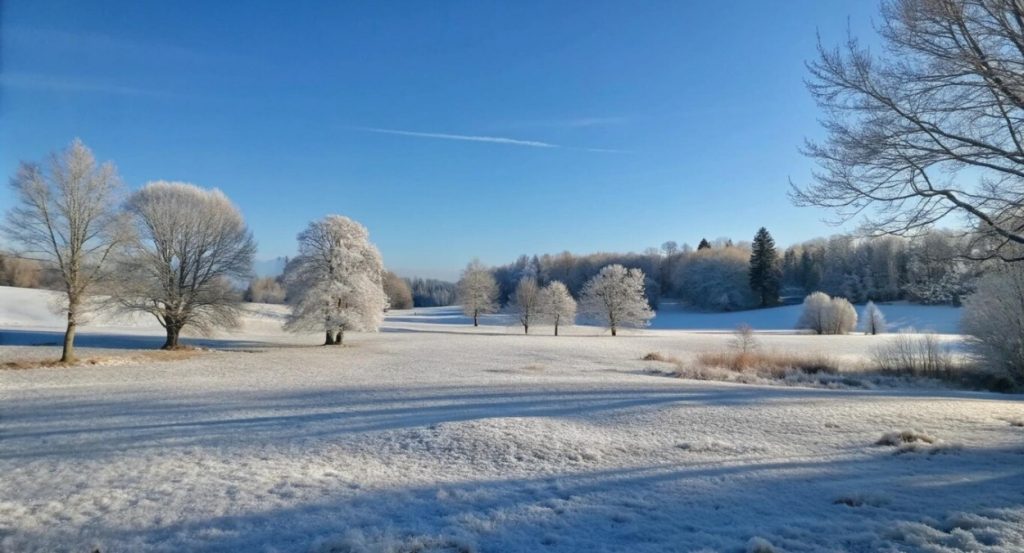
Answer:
[284, 215, 387, 345]
[580, 264, 653, 336]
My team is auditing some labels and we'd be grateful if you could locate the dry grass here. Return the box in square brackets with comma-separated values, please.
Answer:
[876, 429, 937, 446]
[1, 349, 202, 370]
[695, 350, 839, 377]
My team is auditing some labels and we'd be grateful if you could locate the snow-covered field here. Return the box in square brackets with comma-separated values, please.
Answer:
[1, 286, 1022, 552]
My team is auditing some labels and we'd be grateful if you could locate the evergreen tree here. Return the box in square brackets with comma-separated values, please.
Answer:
[748, 227, 781, 307]
[697, 238, 711, 251]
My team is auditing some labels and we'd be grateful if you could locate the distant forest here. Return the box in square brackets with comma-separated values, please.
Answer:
[485, 229, 976, 312]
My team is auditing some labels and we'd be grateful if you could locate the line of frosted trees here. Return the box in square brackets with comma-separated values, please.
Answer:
[457, 260, 653, 336]
[2, 140, 389, 361]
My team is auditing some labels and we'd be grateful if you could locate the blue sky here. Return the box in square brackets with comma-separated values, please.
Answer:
[0, 1, 879, 280]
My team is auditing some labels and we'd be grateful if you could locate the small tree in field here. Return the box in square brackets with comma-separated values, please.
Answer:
[862, 301, 887, 335]
[539, 280, 576, 336]
[115, 182, 256, 349]
[510, 277, 541, 334]
[3, 139, 126, 362]
[580, 264, 654, 336]
[457, 259, 499, 326]
[284, 215, 387, 345]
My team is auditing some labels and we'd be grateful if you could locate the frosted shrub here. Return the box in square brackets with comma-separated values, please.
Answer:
[797, 292, 857, 334]
[861, 301, 886, 335]
[962, 264, 1024, 382]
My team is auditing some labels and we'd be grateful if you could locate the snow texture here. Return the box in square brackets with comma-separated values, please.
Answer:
[0, 286, 1021, 552]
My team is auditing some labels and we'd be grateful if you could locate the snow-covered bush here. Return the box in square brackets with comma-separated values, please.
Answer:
[796, 292, 857, 334]
[861, 301, 886, 335]
[962, 264, 1024, 381]
[538, 280, 576, 336]
[284, 215, 387, 345]
[580, 264, 654, 336]
[510, 277, 542, 334]
[796, 292, 858, 334]
[457, 259, 499, 326]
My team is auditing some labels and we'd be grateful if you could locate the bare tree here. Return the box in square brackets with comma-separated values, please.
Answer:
[539, 280, 577, 336]
[283, 215, 387, 345]
[580, 264, 654, 336]
[382, 270, 414, 310]
[457, 259, 499, 326]
[114, 182, 256, 349]
[2, 139, 125, 362]
[510, 276, 542, 334]
[793, 0, 1024, 262]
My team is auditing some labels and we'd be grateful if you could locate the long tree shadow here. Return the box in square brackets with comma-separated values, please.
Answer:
[0, 328, 274, 350]
[7, 444, 1022, 552]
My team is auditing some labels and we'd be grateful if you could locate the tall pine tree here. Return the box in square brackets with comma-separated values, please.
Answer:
[697, 238, 711, 250]
[749, 227, 781, 307]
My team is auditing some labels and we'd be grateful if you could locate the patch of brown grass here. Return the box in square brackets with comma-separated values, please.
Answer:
[696, 350, 839, 376]
[642, 352, 676, 363]
[1, 349, 202, 370]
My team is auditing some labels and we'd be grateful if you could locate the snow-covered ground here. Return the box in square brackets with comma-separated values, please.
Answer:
[1, 286, 1021, 552]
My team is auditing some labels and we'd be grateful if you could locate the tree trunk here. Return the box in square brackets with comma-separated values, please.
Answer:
[554, 315, 560, 336]
[523, 323, 529, 335]
[61, 308, 77, 363]
[163, 323, 181, 350]
[473, 311, 479, 327]
[325, 330, 335, 345]
[335, 330, 344, 345]
[611, 325, 617, 337]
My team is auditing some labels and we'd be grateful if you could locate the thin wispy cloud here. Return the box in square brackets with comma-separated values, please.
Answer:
[0, 72, 172, 97]
[349, 126, 629, 153]
[513, 116, 630, 129]
[351, 126, 558, 148]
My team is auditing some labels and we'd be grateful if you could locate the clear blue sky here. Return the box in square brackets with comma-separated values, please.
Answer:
[0, 1, 879, 280]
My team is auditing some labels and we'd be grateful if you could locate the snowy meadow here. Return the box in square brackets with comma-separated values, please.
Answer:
[1, 287, 1022, 553]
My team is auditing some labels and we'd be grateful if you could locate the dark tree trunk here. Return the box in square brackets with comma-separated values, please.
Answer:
[163, 322, 182, 350]
[325, 330, 335, 345]
[523, 323, 529, 335]
[334, 330, 344, 345]
[611, 325, 617, 337]
[61, 308, 77, 363]
[554, 315, 560, 336]
[473, 311, 479, 327]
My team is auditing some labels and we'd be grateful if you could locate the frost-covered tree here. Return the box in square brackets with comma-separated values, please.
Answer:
[749, 227, 781, 307]
[797, 291, 857, 335]
[457, 259, 499, 326]
[510, 277, 542, 334]
[283, 215, 387, 345]
[115, 182, 256, 349]
[382, 270, 414, 310]
[862, 301, 887, 335]
[962, 264, 1024, 381]
[3, 140, 126, 362]
[580, 264, 654, 336]
[539, 280, 576, 336]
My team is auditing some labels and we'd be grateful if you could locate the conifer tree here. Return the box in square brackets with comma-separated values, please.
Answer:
[749, 227, 781, 308]
[697, 238, 711, 251]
